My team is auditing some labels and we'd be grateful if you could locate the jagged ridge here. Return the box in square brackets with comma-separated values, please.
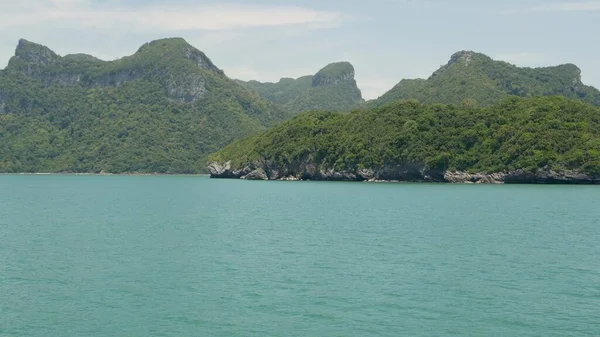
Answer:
[0, 38, 288, 173]
[5, 38, 231, 103]
[371, 50, 600, 107]
[237, 61, 363, 114]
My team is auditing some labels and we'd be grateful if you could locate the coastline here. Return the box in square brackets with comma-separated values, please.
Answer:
[207, 161, 600, 185]
[0, 172, 211, 177]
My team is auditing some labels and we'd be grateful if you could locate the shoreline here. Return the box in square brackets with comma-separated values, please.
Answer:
[209, 176, 600, 185]
[0, 173, 211, 177]
[207, 161, 600, 185]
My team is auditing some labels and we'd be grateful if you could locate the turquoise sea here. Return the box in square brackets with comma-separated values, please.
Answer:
[0, 175, 599, 336]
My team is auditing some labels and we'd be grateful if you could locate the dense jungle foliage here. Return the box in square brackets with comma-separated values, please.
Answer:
[237, 62, 363, 114]
[211, 96, 600, 175]
[371, 51, 600, 108]
[0, 38, 289, 173]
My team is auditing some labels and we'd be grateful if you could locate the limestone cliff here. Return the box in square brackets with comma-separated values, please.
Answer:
[311, 62, 357, 87]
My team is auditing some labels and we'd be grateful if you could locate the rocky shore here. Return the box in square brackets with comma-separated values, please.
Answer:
[208, 161, 600, 184]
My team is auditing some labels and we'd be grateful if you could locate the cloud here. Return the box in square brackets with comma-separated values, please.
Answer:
[504, 1, 600, 13]
[532, 1, 600, 12]
[0, 1, 348, 31]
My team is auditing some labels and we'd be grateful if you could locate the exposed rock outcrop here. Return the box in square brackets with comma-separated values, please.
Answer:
[312, 62, 356, 87]
[504, 168, 599, 184]
[443, 171, 506, 184]
[208, 160, 600, 184]
[429, 50, 475, 79]
[209, 160, 443, 182]
[241, 168, 269, 180]
[88, 69, 144, 88]
[183, 46, 225, 76]
[165, 73, 207, 103]
[13, 39, 60, 66]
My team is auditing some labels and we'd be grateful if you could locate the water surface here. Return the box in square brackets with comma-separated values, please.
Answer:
[1, 176, 599, 336]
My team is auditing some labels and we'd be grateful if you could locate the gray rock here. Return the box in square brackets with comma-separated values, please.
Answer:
[184, 47, 224, 75]
[241, 168, 268, 180]
[358, 168, 375, 180]
[14, 39, 60, 66]
[208, 161, 227, 174]
[505, 168, 599, 184]
[89, 69, 145, 88]
[312, 62, 356, 87]
[444, 171, 505, 184]
[209, 160, 600, 184]
[165, 73, 207, 103]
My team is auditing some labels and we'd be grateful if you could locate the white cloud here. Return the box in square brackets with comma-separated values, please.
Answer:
[504, 1, 600, 13]
[531, 1, 600, 12]
[0, 1, 347, 31]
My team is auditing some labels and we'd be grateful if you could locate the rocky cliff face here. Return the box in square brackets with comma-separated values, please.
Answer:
[429, 50, 475, 79]
[312, 62, 357, 87]
[208, 160, 600, 184]
[12, 39, 60, 67]
[183, 46, 224, 76]
[209, 160, 444, 182]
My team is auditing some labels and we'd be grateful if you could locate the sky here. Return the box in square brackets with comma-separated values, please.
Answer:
[0, 0, 598, 99]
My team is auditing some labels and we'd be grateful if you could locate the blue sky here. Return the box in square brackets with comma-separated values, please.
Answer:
[0, 0, 598, 99]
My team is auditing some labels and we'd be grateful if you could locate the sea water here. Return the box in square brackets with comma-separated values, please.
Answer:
[1, 175, 599, 336]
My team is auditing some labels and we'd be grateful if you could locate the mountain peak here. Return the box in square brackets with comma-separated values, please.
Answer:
[429, 50, 490, 79]
[312, 61, 356, 87]
[13, 39, 60, 65]
[136, 37, 190, 52]
[448, 50, 477, 66]
[556, 63, 582, 77]
[372, 50, 600, 107]
[135, 37, 223, 75]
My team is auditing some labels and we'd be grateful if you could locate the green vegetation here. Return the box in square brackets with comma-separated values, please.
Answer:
[211, 96, 600, 175]
[237, 62, 363, 114]
[371, 51, 600, 107]
[0, 38, 289, 173]
[3, 41, 600, 175]
[238, 76, 314, 106]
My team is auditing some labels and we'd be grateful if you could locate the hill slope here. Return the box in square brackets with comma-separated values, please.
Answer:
[0, 38, 289, 173]
[371, 51, 600, 107]
[209, 97, 600, 183]
[237, 62, 363, 113]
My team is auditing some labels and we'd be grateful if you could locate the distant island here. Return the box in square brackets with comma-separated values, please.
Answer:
[0, 38, 363, 174]
[369, 51, 600, 108]
[209, 97, 600, 184]
[236, 61, 364, 114]
[1, 37, 600, 181]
